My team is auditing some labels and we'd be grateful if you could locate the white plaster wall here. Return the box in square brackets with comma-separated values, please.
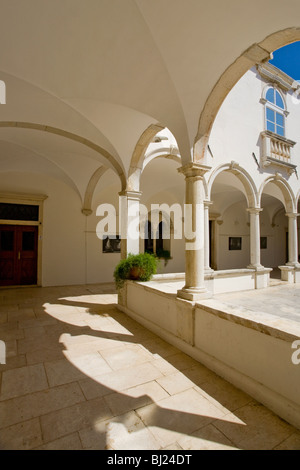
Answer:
[0, 170, 124, 286]
[217, 201, 250, 270]
[86, 170, 121, 284]
[208, 67, 300, 201]
[260, 209, 287, 268]
[0, 172, 86, 286]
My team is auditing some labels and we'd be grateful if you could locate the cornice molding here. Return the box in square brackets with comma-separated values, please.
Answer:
[257, 62, 299, 92]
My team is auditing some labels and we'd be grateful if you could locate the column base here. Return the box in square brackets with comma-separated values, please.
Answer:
[204, 267, 214, 274]
[280, 264, 300, 283]
[177, 286, 212, 302]
[285, 262, 300, 268]
[279, 265, 294, 283]
[246, 264, 264, 271]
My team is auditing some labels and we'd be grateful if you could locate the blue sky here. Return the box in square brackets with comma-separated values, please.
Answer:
[269, 41, 300, 80]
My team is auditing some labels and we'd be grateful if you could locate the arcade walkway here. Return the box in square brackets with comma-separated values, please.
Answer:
[0, 283, 300, 450]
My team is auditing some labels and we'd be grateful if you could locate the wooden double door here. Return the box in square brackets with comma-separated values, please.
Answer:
[0, 225, 38, 286]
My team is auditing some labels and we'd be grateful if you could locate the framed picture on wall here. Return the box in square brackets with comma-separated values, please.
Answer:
[102, 235, 121, 253]
[229, 237, 242, 251]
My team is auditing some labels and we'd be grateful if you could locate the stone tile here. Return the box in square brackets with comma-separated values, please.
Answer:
[0, 382, 85, 428]
[40, 397, 113, 443]
[26, 347, 64, 365]
[24, 326, 45, 338]
[136, 388, 227, 448]
[79, 411, 161, 450]
[162, 442, 184, 450]
[142, 337, 179, 358]
[4, 339, 18, 358]
[59, 332, 123, 352]
[104, 381, 169, 416]
[78, 378, 113, 401]
[0, 354, 26, 372]
[8, 309, 35, 322]
[0, 418, 43, 450]
[166, 352, 200, 371]
[182, 364, 221, 386]
[17, 335, 62, 355]
[156, 371, 195, 395]
[0, 283, 300, 451]
[0, 323, 24, 341]
[100, 344, 153, 371]
[18, 317, 58, 329]
[105, 411, 161, 450]
[0, 363, 48, 401]
[213, 402, 296, 450]
[0, 312, 8, 324]
[44, 358, 90, 387]
[274, 432, 300, 450]
[178, 423, 238, 450]
[194, 375, 253, 413]
[93, 362, 163, 392]
[77, 425, 107, 450]
[63, 350, 113, 377]
[35, 432, 83, 450]
[151, 357, 179, 376]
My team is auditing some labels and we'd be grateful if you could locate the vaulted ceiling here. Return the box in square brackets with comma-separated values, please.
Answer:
[1, 0, 300, 198]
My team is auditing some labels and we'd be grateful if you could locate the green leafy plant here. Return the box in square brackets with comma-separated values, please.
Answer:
[155, 248, 172, 266]
[114, 252, 159, 289]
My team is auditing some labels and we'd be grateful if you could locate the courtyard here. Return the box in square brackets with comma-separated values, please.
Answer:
[0, 282, 300, 450]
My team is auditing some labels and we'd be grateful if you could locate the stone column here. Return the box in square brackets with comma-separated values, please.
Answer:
[247, 207, 263, 269]
[177, 163, 211, 301]
[286, 212, 300, 267]
[119, 190, 142, 259]
[204, 200, 213, 272]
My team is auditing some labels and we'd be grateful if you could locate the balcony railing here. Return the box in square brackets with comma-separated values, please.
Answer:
[260, 131, 297, 174]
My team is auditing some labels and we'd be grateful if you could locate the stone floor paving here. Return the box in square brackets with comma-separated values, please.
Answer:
[0, 283, 300, 450]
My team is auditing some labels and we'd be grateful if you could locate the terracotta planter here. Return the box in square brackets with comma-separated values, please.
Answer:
[129, 266, 144, 280]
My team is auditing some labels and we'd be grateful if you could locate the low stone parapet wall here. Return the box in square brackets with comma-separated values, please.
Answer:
[118, 279, 300, 430]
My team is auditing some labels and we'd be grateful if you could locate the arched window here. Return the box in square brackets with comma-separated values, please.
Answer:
[144, 220, 154, 253]
[144, 219, 171, 259]
[265, 87, 285, 137]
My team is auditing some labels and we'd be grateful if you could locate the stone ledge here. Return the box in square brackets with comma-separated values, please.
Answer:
[196, 298, 300, 343]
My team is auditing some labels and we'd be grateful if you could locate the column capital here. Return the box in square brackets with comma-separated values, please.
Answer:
[247, 207, 263, 215]
[119, 190, 142, 201]
[178, 163, 211, 178]
[81, 208, 93, 216]
[204, 200, 213, 208]
[285, 212, 299, 219]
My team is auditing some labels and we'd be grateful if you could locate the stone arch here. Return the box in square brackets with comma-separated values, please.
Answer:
[127, 123, 165, 191]
[143, 152, 181, 172]
[271, 207, 285, 227]
[194, 27, 300, 162]
[258, 174, 296, 213]
[296, 189, 300, 209]
[81, 166, 108, 215]
[207, 162, 258, 208]
[0, 121, 126, 190]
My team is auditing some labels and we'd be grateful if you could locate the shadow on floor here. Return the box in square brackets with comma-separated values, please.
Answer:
[0, 283, 299, 450]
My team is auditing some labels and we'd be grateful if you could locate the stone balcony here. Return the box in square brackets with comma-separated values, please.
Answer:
[260, 131, 297, 174]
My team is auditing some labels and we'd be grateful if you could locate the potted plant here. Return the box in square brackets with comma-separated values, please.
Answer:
[113, 252, 159, 289]
[155, 248, 172, 266]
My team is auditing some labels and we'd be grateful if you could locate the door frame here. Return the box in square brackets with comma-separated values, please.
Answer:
[0, 192, 47, 287]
